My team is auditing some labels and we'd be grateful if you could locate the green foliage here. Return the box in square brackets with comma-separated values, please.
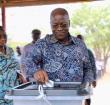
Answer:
[7, 40, 27, 51]
[71, 3, 110, 70]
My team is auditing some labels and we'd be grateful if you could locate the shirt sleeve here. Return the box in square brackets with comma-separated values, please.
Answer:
[88, 49, 97, 80]
[9, 48, 20, 71]
[21, 41, 43, 78]
[3, 48, 20, 89]
[78, 40, 94, 84]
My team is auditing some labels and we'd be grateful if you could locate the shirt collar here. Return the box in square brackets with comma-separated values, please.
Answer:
[49, 33, 76, 45]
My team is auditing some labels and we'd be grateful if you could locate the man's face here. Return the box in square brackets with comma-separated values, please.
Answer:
[51, 14, 70, 40]
[0, 31, 6, 47]
[16, 47, 21, 55]
[32, 34, 40, 42]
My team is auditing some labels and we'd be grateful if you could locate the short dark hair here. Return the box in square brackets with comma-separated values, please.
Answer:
[77, 34, 84, 40]
[50, 8, 69, 20]
[0, 27, 7, 40]
[0, 26, 4, 31]
[32, 29, 41, 35]
[16, 46, 20, 49]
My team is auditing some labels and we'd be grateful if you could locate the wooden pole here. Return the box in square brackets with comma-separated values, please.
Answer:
[1, 0, 6, 32]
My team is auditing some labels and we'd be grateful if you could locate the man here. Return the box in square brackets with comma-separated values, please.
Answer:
[16, 46, 21, 56]
[77, 34, 97, 105]
[22, 29, 41, 54]
[15, 46, 22, 63]
[21, 8, 93, 86]
[21, 29, 41, 81]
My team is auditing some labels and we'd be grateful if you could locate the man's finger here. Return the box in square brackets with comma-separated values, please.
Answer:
[42, 71, 48, 83]
[37, 73, 45, 83]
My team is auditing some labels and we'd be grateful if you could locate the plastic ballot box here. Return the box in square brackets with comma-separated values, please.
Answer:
[5, 82, 91, 105]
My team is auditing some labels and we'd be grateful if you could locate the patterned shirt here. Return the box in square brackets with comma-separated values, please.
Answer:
[22, 42, 35, 55]
[88, 49, 97, 80]
[21, 34, 93, 83]
[21, 42, 36, 79]
[0, 46, 19, 105]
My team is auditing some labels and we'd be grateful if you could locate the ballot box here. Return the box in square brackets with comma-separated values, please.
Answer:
[5, 82, 91, 105]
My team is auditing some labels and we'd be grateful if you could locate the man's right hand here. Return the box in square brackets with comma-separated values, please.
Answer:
[34, 69, 48, 84]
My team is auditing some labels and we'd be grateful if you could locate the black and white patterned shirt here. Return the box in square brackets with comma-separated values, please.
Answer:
[21, 34, 94, 83]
